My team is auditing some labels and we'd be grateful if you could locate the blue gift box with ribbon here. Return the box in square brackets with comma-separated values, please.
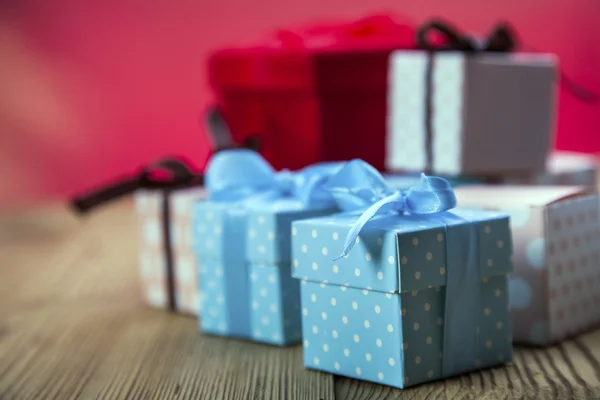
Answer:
[193, 150, 341, 345]
[291, 160, 515, 388]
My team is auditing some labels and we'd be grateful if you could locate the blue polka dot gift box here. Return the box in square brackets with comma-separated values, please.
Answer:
[292, 160, 514, 389]
[192, 149, 341, 345]
[455, 185, 600, 346]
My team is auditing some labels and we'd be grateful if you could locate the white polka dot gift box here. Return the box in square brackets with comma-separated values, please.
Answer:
[292, 160, 514, 389]
[193, 149, 341, 345]
[386, 21, 557, 177]
[455, 185, 600, 346]
[136, 187, 206, 316]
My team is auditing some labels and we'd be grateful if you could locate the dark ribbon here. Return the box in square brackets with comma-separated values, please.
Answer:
[416, 20, 516, 174]
[70, 157, 203, 311]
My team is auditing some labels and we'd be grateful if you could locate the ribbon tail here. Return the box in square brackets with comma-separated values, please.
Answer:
[70, 177, 141, 214]
[335, 192, 404, 260]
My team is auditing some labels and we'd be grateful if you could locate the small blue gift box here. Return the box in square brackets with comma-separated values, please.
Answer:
[292, 160, 514, 388]
[193, 150, 340, 345]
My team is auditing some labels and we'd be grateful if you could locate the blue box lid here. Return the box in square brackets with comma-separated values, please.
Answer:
[291, 208, 513, 293]
[193, 198, 337, 264]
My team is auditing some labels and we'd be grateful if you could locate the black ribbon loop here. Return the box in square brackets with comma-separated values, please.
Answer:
[138, 158, 199, 189]
[417, 19, 516, 53]
[70, 157, 203, 215]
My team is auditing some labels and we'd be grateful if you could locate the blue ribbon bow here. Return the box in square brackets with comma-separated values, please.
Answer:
[206, 149, 343, 207]
[324, 159, 457, 259]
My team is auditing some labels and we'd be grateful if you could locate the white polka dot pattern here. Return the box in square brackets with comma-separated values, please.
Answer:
[496, 206, 547, 345]
[136, 189, 205, 316]
[480, 194, 600, 346]
[547, 195, 600, 343]
[143, 219, 162, 246]
[386, 52, 465, 175]
[198, 258, 234, 336]
[245, 205, 337, 265]
[293, 210, 513, 296]
[192, 202, 228, 260]
[293, 209, 514, 388]
[249, 264, 302, 345]
[300, 277, 512, 388]
[431, 54, 464, 176]
[194, 199, 335, 344]
[387, 52, 428, 171]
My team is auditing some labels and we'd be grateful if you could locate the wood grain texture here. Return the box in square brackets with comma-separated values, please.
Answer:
[2, 200, 600, 399]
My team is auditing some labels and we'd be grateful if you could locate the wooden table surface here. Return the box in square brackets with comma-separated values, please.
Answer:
[3, 200, 600, 400]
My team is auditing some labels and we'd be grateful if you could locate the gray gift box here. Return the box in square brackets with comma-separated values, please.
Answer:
[386, 52, 558, 176]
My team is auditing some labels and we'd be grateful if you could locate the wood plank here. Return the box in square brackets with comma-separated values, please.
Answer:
[78, 312, 335, 400]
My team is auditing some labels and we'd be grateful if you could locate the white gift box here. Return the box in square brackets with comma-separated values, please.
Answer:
[135, 187, 206, 316]
[386, 52, 558, 176]
[455, 185, 600, 345]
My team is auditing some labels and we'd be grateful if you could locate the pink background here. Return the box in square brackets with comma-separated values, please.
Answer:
[1, 1, 598, 207]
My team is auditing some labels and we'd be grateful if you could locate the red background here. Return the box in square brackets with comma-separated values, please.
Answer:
[1, 1, 598, 206]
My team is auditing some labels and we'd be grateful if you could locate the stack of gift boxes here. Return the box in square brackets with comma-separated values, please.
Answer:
[129, 15, 600, 391]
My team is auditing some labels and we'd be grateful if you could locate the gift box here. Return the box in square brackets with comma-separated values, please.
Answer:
[136, 187, 206, 315]
[455, 185, 600, 346]
[502, 151, 597, 186]
[193, 150, 341, 345]
[292, 160, 514, 388]
[386, 22, 558, 176]
[209, 15, 417, 172]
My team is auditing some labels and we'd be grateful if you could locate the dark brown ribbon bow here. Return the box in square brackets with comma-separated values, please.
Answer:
[70, 157, 203, 214]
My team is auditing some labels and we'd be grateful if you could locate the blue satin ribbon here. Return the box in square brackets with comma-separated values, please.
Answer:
[325, 159, 480, 378]
[324, 160, 457, 260]
[206, 149, 343, 208]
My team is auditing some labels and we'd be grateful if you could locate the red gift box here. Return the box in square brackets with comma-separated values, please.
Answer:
[208, 15, 418, 171]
